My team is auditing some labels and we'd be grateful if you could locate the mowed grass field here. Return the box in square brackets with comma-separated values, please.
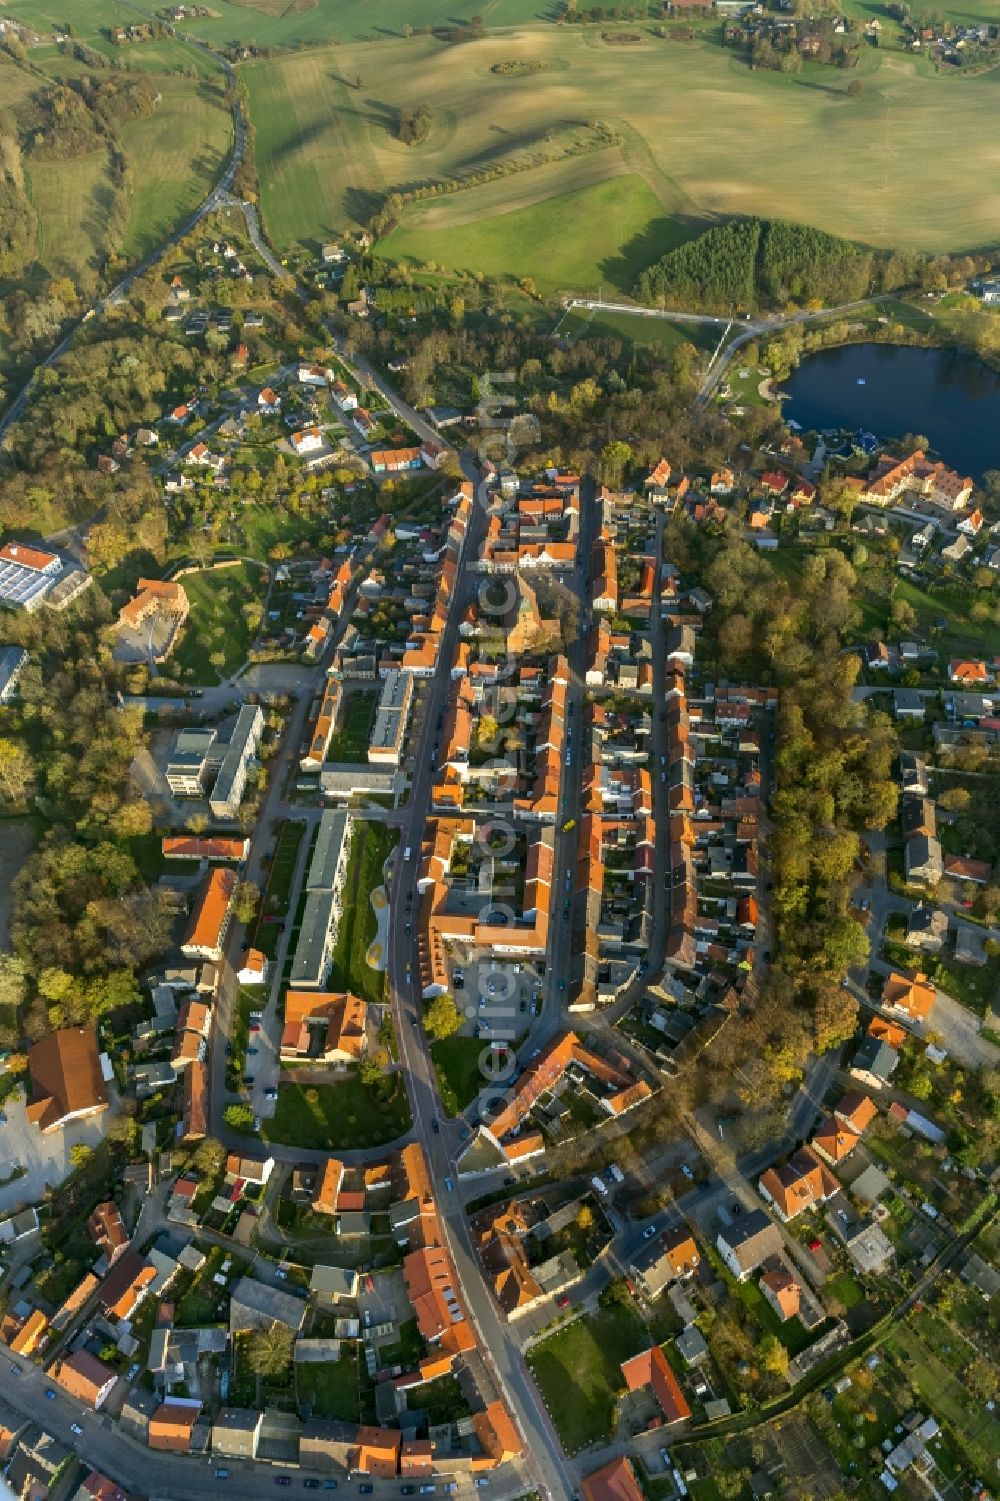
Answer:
[3, 55, 230, 288]
[243, 26, 1000, 291]
[170, 0, 548, 50]
[119, 76, 231, 257]
[384, 176, 687, 293]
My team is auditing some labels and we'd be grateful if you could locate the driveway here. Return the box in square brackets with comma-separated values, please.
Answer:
[0, 1094, 111, 1216]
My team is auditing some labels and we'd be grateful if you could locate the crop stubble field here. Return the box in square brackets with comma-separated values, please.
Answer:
[243, 25, 1000, 290]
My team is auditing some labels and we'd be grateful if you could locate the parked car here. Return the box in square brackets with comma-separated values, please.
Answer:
[70, 1423, 83, 1436]
[643, 1225, 657, 1240]
[303, 1482, 321, 1491]
[275, 1478, 291, 1488]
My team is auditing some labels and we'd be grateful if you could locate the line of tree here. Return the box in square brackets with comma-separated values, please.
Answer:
[0, 124, 36, 278]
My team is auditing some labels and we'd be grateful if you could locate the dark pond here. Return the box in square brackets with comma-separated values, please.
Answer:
[781, 343, 1000, 482]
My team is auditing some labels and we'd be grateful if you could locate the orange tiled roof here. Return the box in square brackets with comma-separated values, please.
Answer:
[621, 1345, 690, 1423]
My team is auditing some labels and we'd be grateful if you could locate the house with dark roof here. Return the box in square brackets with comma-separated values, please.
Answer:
[849, 1035, 900, 1090]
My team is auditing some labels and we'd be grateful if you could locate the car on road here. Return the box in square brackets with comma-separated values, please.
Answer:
[556, 1294, 571, 1309]
[643, 1225, 657, 1239]
[215, 1470, 230, 1480]
[405, 923, 411, 935]
[562, 818, 576, 832]
[681, 1164, 694, 1180]
[8, 1364, 20, 1376]
[444, 1177, 453, 1192]
[44, 1390, 55, 1401]
[431, 1118, 440, 1133]
[247, 1047, 259, 1055]
[70, 1423, 83, 1436]
[275, 1478, 292, 1488]
[366, 1274, 375, 1292]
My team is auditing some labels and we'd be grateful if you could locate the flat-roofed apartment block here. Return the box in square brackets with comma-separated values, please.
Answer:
[165, 728, 221, 797]
[210, 703, 264, 819]
[290, 809, 353, 988]
[368, 669, 414, 766]
[164, 706, 263, 816]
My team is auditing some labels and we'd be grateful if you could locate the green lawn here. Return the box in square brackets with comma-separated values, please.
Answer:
[382, 175, 687, 295]
[327, 820, 397, 1005]
[296, 1350, 371, 1422]
[262, 1074, 411, 1150]
[527, 1304, 648, 1454]
[254, 819, 306, 961]
[893, 576, 1000, 660]
[410, 1373, 471, 1425]
[171, 562, 264, 683]
[120, 76, 231, 258]
[431, 1035, 487, 1117]
[325, 689, 378, 763]
[560, 305, 718, 355]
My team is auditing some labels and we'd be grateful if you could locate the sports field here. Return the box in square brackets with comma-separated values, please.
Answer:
[243, 26, 1000, 288]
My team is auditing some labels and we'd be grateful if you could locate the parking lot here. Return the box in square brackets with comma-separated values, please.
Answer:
[451, 958, 542, 1041]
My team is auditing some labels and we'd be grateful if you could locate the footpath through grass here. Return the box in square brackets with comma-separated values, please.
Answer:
[527, 1303, 648, 1454]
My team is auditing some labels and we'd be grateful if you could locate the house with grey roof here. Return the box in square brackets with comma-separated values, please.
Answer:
[905, 906, 948, 954]
[905, 834, 942, 888]
[229, 1276, 306, 1334]
[716, 1210, 783, 1281]
[849, 1036, 899, 1090]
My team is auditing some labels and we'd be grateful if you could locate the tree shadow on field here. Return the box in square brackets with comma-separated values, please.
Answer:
[791, 75, 849, 95]
[362, 96, 398, 133]
[600, 214, 707, 295]
[344, 185, 388, 225]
